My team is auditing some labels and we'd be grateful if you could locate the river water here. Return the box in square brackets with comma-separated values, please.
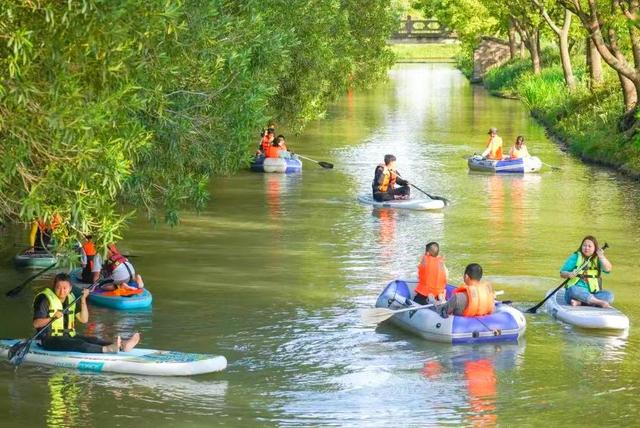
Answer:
[2, 63, 640, 427]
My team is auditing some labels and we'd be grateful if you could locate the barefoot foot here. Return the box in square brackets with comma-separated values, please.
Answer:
[121, 332, 141, 352]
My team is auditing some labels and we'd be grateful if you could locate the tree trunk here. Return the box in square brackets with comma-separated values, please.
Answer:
[586, 37, 603, 88]
[617, 71, 637, 113]
[508, 20, 518, 59]
[528, 29, 542, 74]
[558, 32, 576, 89]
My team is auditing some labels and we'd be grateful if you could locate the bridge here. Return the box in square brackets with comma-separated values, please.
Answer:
[391, 18, 456, 43]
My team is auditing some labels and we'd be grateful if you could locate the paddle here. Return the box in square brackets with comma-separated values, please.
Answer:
[394, 172, 450, 205]
[361, 303, 435, 324]
[7, 280, 100, 366]
[362, 290, 505, 324]
[296, 154, 334, 169]
[542, 161, 561, 171]
[525, 242, 609, 314]
[6, 262, 58, 298]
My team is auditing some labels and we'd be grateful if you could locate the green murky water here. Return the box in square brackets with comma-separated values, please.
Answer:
[1, 63, 639, 427]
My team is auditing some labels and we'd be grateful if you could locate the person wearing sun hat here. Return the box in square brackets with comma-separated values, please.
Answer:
[481, 127, 504, 160]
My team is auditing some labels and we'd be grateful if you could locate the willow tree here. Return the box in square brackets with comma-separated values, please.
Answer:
[0, 0, 399, 248]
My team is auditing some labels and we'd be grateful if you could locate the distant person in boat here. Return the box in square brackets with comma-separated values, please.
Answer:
[481, 128, 504, 160]
[436, 263, 494, 318]
[414, 242, 448, 304]
[258, 127, 276, 155]
[275, 135, 292, 159]
[508, 136, 530, 160]
[79, 235, 101, 284]
[100, 243, 144, 292]
[33, 273, 140, 353]
[560, 235, 613, 308]
[372, 154, 410, 202]
[27, 214, 62, 253]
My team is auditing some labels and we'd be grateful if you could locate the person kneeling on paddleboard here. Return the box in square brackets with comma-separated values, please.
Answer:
[99, 243, 144, 293]
[436, 263, 494, 318]
[33, 273, 140, 353]
[414, 242, 448, 305]
[560, 235, 613, 308]
[372, 154, 410, 202]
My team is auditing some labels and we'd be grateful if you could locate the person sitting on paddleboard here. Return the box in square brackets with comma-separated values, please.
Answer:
[26, 214, 62, 253]
[99, 243, 144, 292]
[560, 235, 612, 308]
[414, 242, 448, 304]
[372, 154, 410, 202]
[481, 127, 504, 160]
[508, 135, 530, 160]
[33, 273, 140, 353]
[435, 263, 495, 318]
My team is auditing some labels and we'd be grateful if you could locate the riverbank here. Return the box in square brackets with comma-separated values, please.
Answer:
[465, 54, 640, 178]
[390, 43, 460, 62]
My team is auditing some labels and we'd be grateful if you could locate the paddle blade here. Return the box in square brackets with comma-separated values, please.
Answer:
[360, 307, 395, 325]
[432, 195, 450, 206]
[318, 161, 334, 169]
[8, 340, 31, 366]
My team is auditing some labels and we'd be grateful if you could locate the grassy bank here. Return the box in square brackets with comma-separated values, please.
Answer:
[390, 43, 460, 62]
[467, 52, 640, 177]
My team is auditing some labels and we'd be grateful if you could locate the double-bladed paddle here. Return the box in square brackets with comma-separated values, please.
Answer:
[525, 242, 609, 314]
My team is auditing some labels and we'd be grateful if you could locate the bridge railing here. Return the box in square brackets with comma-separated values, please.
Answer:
[391, 19, 455, 40]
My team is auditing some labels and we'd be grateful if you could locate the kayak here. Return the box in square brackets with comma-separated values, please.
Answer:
[0, 339, 226, 376]
[375, 279, 526, 344]
[69, 268, 152, 310]
[467, 155, 542, 173]
[358, 194, 445, 211]
[251, 155, 302, 173]
[13, 251, 58, 268]
[545, 288, 630, 330]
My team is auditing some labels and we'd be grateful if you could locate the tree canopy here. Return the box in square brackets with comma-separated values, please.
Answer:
[0, 0, 399, 247]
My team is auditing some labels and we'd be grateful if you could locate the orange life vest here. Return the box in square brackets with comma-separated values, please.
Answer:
[81, 241, 97, 282]
[265, 145, 281, 158]
[261, 136, 271, 152]
[454, 282, 494, 317]
[415, 255, 446, 297]
[509, 145, 528, 159]
[376, 165, 397, 192]
[486, 136, 503, 160]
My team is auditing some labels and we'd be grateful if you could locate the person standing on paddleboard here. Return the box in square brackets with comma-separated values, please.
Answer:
[372, 154, 410, 202]
[33, 273, 140, 353]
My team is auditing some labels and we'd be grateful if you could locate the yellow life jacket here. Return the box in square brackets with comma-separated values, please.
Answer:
[566, 252, 601, 293]
[35, 288, 76, 337]
[376, 165, 397, 192]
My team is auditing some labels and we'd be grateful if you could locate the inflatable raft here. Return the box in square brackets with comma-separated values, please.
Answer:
[545, 288, 629, 330]
[468, 155, 542, 173]
[69, 268, 152, 310]
[13, 251, 58, 268]
[375, 280, 526, 344]
[250, 155, 302, 173]
[358, 194, 445, 211]
[0, 339, 226, 376]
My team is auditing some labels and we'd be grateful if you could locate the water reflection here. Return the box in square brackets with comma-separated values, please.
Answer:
[47, 372, 82, 428]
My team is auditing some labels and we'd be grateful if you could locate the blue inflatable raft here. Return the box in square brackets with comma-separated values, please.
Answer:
[250, 155, 302, 173]
[375, 279, 526, 344]
[467, 155, 542, 173]
[69, 268, 152, 310]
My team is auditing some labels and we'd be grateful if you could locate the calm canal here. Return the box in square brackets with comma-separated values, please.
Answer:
[2, 63, 640, 427]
